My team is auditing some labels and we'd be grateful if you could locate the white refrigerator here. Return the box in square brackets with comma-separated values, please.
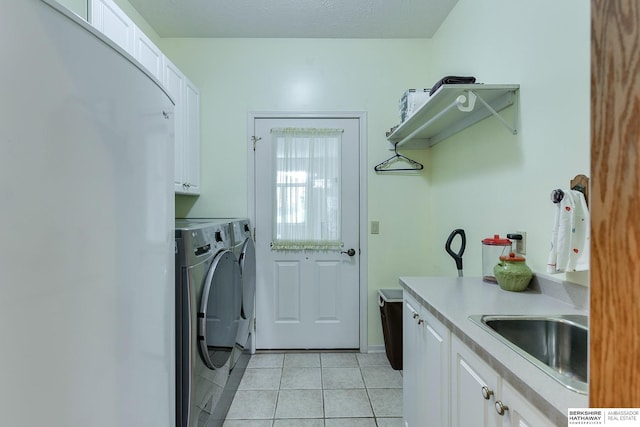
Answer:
[0, 1, 175, 426]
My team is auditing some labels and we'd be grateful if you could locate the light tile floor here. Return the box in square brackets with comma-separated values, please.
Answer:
[223, 352, 403, 427]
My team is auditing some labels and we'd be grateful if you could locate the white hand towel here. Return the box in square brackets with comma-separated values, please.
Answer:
[547, 189, 590, 273]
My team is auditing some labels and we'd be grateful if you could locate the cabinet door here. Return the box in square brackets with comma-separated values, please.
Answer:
[162, 58, 186, 193]
[451, 335, 500, 427]
[89, 0, 135, 55]
[133, 27, 163, 81]
[403, 296, 421, 427]
[499, 381, 554, 427]
[183, 78, 200, 194]
[419, 307, 450, 427]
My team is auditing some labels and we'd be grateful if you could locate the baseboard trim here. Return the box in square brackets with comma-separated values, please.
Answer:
[366, 345, 385, 353]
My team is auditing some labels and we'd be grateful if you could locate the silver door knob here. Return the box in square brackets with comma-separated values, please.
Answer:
[495, 401, 509, 416]
[341, 248, 356, 256]
[481, 386, 494, 400]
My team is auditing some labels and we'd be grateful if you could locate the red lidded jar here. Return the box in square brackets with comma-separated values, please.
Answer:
[481, 235, 512, 283]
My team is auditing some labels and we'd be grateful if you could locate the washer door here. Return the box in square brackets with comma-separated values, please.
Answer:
[198, 249, 241, 369]
[239, 237, 256, 320]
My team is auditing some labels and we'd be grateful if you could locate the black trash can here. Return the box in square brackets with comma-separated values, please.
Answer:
[378, 289, 403, 370]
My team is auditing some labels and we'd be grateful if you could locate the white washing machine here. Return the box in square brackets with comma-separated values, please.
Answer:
[175, 220, 240, 427]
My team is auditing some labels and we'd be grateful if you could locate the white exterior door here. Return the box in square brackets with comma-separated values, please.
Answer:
[253, 117, 360, 349]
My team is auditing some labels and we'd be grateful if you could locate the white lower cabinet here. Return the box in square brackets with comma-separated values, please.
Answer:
[403, 293, 450, 427]
[451, 335, 500, 427]
[451, 336, 555, 427]
[500, 381, 555, 427]
[403, 293, 556, 427]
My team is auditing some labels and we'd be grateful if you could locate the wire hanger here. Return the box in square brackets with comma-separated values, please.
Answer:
[374, 144, 424, 172]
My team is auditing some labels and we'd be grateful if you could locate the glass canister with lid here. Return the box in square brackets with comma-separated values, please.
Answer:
[481, 235, 512, 283]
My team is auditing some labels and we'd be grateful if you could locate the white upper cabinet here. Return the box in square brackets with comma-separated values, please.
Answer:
[183, 79, 201, 194]
[89, 0, 201, 195]
[133, 27, 163, 81]
[163, 58, 186, 192]
[89, 0, 135, 55]
[163, 58, 200, 195]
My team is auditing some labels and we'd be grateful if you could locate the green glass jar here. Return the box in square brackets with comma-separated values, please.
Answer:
[493, 252, 533, 292]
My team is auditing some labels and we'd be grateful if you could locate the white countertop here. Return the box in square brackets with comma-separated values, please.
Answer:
[400, 275, 589, 425]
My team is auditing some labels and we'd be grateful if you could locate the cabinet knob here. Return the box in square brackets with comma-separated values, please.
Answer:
[495, 401, 509, 416]
[417, 319, 424, 325]
[481, 386, 494, 400]
[412, 312, 419, 319]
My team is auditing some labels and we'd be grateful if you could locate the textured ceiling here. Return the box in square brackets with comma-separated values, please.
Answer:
[127, 0, 459, 38]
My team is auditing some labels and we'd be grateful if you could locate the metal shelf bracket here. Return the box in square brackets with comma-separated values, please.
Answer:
[469, 90, 518, 135]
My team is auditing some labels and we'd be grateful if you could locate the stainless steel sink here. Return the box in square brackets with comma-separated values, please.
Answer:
[469, 314, 588, 394]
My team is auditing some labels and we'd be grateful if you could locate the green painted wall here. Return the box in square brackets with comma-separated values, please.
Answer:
[162, 38, 435, 347]
[163, 0, 590, 348]
[66, 0, 590, 348]
[425, 0, 590, 286]
[110, 0, 161, 44]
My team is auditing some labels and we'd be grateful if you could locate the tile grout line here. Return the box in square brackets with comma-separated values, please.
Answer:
[227, 352, 403, 425]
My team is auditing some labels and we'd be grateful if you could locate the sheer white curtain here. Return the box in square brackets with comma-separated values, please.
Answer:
[271, 128, 343, 250]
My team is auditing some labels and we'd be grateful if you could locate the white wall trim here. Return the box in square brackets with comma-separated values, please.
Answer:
[366, 345, 386, 354]
[247, 111, 369, 352]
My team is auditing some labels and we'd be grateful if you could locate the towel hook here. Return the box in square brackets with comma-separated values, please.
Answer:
[570, 174, 589, 206]
[551, 189, 565, 204]
[550, 174, 589, 206]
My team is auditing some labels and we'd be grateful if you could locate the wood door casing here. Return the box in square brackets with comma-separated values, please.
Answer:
[591, 0, 640, 406]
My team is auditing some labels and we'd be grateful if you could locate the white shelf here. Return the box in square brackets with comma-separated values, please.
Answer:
[387, 84, 520, 148]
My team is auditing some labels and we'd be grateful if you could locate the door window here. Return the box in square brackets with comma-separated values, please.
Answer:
[271, 127, 343, 250]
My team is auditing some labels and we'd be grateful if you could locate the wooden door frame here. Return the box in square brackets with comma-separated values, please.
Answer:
[247, 111, 369, 352]
[590, 0, 640, 406]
